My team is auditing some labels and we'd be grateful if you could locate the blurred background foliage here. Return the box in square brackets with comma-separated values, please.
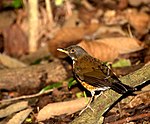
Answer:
[0, 0, 22, 9]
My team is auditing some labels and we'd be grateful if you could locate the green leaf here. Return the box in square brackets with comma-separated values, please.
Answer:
[12, 0, 22, 8]
[25, 118, 32, 123]
[39, 82, 62, 93]
[3, 0, 22, 8]
[76, 92, 83, 98]
[76, 91, 87, 98]
[112, 59, 131, 68]
[68, 77, 77, 88]
[77, 91, 88, 103]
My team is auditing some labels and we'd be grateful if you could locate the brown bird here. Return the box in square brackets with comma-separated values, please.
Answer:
[57, 45, 136, 114]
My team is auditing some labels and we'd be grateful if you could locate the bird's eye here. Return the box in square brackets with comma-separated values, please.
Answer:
[70, 49, 75, 53]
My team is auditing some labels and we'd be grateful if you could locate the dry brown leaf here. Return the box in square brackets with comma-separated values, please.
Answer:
[141, 83, 150, 92]
[118, 0, 128, 10]
[90, 25, 126, 39]
[128, 0, 150, 7]
[103, 10, 127, 25]
[97, 37, 145, 54]
[0, 53, 27, 68]
[126, 10, 150, 35]
[7, 108, 32, 124]
[48, 23, 100, 57]
[124, 91, 150, 108]
[37, 98, 89, 121]
[3, 24, 28, 57]
[78, 7, 98, 24]
[63, 11, 84, 28]
[0, 11, 16, 30]
[78, 37, 145, 61]
[78, 40, 118, 62]
[0, 101, 28, 118]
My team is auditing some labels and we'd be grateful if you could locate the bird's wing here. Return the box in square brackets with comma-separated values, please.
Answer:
[76, 69, 112, 88]
[77, 68, 133, 94]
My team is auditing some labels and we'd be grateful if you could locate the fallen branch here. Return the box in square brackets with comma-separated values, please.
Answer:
[0, 60, 71, 94]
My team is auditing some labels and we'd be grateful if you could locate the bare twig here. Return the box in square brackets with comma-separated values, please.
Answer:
[127, 24, 134, 38]
[28, 0, 39, 52]
[65, 0, 73, 18]
[81, 0, 95, 11]
[0, 89, 53, 103]
[45, 0, 54, 24]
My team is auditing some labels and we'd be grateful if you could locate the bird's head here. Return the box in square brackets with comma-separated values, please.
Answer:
[57, 45, 88, 60]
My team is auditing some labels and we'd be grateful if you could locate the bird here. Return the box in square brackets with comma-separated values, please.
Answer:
[57, 45, 136, 114]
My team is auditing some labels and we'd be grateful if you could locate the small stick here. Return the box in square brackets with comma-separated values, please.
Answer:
[0, 89, 53, 103]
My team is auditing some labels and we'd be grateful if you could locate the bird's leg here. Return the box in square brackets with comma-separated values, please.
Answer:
[95, 90, 109, 99]
[79, 91, 95, 115]
[95, 91, 103, 99]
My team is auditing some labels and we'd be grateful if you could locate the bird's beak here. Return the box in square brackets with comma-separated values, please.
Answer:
[57, 48, 69, 55]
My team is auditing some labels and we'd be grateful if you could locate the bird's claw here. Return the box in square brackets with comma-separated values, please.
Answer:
[79, 105, 94, 115]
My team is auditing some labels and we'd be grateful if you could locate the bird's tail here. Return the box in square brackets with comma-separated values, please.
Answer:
[111, 80, 136, 94]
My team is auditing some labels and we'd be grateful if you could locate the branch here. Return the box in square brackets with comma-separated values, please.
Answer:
[0, 89, 53, 104]
[0, 60, 70, 94]
[70, 64, 150, 124]
[45, 0, 54, 24]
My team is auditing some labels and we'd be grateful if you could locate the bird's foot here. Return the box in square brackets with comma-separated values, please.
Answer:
[79, 104, 94, 115]
[95, 91, 103, 99]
